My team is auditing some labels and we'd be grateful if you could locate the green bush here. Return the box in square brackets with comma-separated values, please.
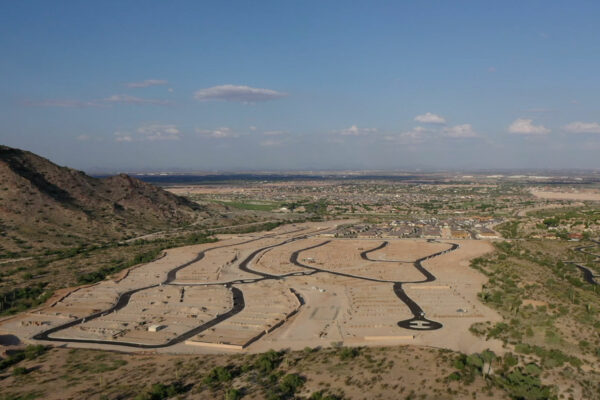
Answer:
[524, 363, 542, 376]
[338, 347, 360, 360]
[309, 391, 342, 400]
[503, 353, 518, 368]
[255, 350, 283, 373]
[279, 373, 305, 396]
[0, 284, 54, 315]
[452, 356, 466, 370]
[12, 366, 28, 376]
[24, 344, 47, 360]
[466, 354, 484, 370]
[495, 368, 552, 400]
[226, 388, 243, 400]
[134, 382, 186, 400]
[0, 345, 48, 371]
[448, 372, 461, 381]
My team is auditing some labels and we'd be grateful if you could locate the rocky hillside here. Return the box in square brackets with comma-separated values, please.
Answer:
[0, 145, 203, 255]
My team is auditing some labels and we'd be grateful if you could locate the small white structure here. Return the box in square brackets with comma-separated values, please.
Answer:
[148, 324, 166, 332]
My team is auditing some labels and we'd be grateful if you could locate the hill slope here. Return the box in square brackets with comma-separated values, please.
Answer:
[0, 145, 202, 255]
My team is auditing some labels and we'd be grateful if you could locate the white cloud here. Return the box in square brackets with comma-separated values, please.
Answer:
[194, 84, 287, 103]
[104, 94, 171, 105]
[384, 127, 429, 144]
[196, 127, 239, 139]
[114, 132, 133, 142]
[333, 125, 377, 136]
[414, 112, 446, 124]
[137, 124, 180, 141]
[23, 99, 105, 108]
[525, 108, 552, 113]
[442, 124, 479, 138]
[114, 124, 180, 142]
[249, 126, 258, 131]
[412, 126, 428, 133]
[508, 118, 550, 135]
[76, 134, 91, 141]
[384, 123, 480, 143]
[563, 121, 600, 134]
[263, 130, 288, 136]
[125, 79, 168, 88]
[24, 95, 170, 108]
[260, 139, 282, 147]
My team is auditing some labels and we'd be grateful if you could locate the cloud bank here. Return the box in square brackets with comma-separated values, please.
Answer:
[194, 85, 287, 103]
[414, 112, 446, 124]
[563, 121, 600, 134]
[196, 127, 239, 138]
[333, 125, 377, 136]
[23, 99, 105, 108]
[508, 118, 550, 135]
[442, 124, 478, 138]
[104, 94, 171, 105]
[125, 79, 168, 88]
[114, 124, 180, 142]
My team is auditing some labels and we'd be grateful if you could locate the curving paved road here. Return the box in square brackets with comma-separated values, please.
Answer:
[33, 287, 245, 349]
[360, 242, 412, 263]
[566, 239, 600, 286]
[289, 239, 459, 331]
[32, 229, 459, 347]
[33, 228, 314, 348]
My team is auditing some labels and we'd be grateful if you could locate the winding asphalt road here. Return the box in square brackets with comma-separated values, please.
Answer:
[289, 239, 458, 331]
[33, 228, 311, 347]
[566, 239, 600, 286]
[33, 287, 245, 349]
[32, 230, 459, 347]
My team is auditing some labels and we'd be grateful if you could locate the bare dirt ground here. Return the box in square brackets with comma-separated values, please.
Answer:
[530, 188, 600, 201]
[0, 221, 501, 357]
[254, 239, 503, 355]
[0, 345, 508, 400]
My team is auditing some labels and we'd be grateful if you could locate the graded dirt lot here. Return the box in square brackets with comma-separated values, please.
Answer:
[530, 188, 600, 201]
[0, 221, 502, 355]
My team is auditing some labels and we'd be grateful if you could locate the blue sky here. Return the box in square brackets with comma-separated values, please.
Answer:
[1, 1, 600, 172]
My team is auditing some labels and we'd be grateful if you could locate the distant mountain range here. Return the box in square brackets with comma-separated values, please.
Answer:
[0, 145, 203, 255]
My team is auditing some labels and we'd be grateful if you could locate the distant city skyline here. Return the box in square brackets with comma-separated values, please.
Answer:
[2, 1, 600, 171]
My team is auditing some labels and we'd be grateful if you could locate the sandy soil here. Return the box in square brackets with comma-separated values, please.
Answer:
[1, 221, 502, 357]
[530, 188, 600, 201]
[0, 345, 508, 400]
[406, 240, 504, 354]
[255, 239, 503, 355]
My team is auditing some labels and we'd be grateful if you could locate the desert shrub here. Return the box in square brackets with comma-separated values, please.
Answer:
[279, 373, 305, 396]
[309, 392, 342, 400]
[134, 382, 186, 400]
[503, 353, 518, 368]
[225, 388, 243, 400]
[24, 344, 47, 360]
[466, 354, 484, 370]
[339, 347, 360, 360]
[255, 350, 283, 373]
[448, 372, 461, 381]
[203, 366, 233, 386]
[12, 366, 28, 376]
[494, 368, 552, 400]
[0, 284, 53, 315]
[0, 345, 48, 371]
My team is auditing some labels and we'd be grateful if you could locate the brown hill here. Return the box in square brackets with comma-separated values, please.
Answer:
[0, 145, 203, 255]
